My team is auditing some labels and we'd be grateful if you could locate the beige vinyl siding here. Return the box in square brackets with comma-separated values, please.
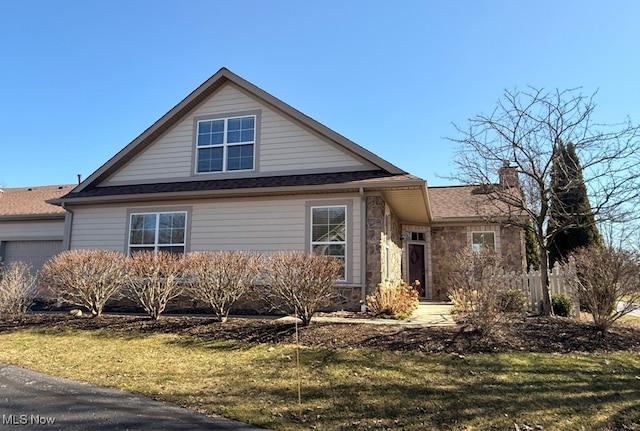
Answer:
[67, 194, 361, 284]
[0, 220, 64, 240]
[69, 206, 129, 251]
[104, 84, 372, 184]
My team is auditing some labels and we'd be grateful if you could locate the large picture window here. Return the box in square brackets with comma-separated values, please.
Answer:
[311, 205, 346, 280]
[128, 211, 186, 254]
[196, 115, 255, 173]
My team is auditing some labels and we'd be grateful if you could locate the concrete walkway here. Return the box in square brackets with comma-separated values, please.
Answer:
[0, 363, 267, 430]
[310, 301, 455, 326]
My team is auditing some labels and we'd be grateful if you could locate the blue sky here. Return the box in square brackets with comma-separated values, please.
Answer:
[1, 1, 638, 188]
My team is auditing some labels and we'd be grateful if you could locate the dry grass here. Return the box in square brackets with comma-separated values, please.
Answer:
[0, 327, 639, 430]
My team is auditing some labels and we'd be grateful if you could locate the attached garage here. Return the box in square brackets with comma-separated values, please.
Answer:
[0, 185, 74, 274]
[2, 240, 64, 272]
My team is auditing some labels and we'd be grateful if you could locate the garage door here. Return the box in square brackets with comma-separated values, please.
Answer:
[3, 240, 64, 274]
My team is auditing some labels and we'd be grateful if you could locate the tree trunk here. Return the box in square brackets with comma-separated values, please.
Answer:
[539, 247, 552, 316]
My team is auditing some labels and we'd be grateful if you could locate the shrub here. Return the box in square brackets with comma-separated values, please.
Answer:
[125, 251, 187, 320]
[40, 250, 127, 317]
[551, 293, 574, 317]
[366, 279, 419, 319]
[497, 289, 529, 313]
[564, 246, 640, 332]
[444, 249, 520, 335]
[185, 251, 262, 323]
[264, 251, 342, 326]
[0, 262, 37, 315]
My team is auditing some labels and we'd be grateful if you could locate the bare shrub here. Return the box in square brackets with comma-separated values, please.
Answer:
[125, 251, 187, 320]
[185, 251, 261, 322]
[444, 249, 518, 335]
[366, 279, 419, 319]
[40, 250, 127, 317]
[264, 251, 342, 326]
[0, 262, 37, 315]
[564, 246, 640, 332]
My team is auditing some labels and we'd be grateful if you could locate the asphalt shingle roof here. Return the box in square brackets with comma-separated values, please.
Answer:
[0, 185, 75, 217]
[60, 171, 419, 200]
[428, 184, 520, 220]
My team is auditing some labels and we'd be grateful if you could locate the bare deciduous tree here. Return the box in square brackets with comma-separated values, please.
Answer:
[125, 251, 187, 320]
[449, 87, 640, 315]
[264, 251, 342, 326]
[0, 261, 37, 315]
[564, 246, 640, 332]
[40, 250, 127, 317]
[185, 251, 262, 323]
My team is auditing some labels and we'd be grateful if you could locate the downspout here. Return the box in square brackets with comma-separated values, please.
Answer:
[61, 203, 74, 251]
[359, 187, 367, 312]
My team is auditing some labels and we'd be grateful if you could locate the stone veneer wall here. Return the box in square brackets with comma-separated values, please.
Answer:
[500, 225, 526, 272]
[365, 196, 402, 297]
[430, 224, 526, 300]
[430, 226, 467, 300]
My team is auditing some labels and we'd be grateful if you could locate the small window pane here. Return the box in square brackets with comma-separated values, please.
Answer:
[197, 147, 223, 173]
[171, 228, 185, 243]
[227, 131, 241, 143]
[211, 120, 224, 132]
[199, 121, 211, 134]
[197, 134, 210, 146]
[312, 225, 329, 242]
[241, 130, 254, 142]
[241, 116, 254, 129]
[227, 144, 253, 171]
[227, 118, 241, 131]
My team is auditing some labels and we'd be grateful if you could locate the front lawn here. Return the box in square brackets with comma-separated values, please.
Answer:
[0, 315, 638, 430]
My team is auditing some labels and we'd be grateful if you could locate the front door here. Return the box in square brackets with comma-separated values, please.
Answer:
[408, 243, 426, 298]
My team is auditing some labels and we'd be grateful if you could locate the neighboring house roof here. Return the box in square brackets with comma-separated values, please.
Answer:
[0, 185, 75, 220]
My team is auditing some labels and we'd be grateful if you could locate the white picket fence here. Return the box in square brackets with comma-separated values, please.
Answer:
[501, 266, 571, 312]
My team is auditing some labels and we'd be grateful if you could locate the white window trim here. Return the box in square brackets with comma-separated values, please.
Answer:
[310, 205, 347, 281]
[195, 114, 256, 174]
[128, 211, 188, 254]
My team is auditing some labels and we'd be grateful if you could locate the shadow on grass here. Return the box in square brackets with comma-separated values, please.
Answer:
[170, 349, 640, 431]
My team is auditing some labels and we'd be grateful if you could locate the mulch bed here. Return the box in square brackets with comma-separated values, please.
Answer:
[1, 313, 638, 354]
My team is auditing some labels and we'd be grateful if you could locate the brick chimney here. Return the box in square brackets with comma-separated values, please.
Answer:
[498, 161, 519, 188]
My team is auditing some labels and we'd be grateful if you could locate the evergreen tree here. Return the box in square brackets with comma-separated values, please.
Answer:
[547, 141, 602, 268]
[525, 227, 540, 272]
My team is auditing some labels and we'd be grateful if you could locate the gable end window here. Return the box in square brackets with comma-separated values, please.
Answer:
[471, 231, 495, 252]
[311, 205, 346, 280]
[196, 115, 255, 173]
[128, 211, 187, 254]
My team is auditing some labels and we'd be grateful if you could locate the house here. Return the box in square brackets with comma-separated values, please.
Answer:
[2, 68, 525, 308]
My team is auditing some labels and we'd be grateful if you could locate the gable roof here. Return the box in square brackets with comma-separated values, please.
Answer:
[71, 67, 405, 194]
[0, 185, 75, 220]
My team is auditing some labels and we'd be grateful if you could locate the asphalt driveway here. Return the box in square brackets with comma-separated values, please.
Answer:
[0, 363, 266, 430]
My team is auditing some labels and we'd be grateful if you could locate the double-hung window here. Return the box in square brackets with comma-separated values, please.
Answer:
[311, 205, 346, 280]
[196, 115, 255, 173]
[128, 211, 187, 254]
[471, 231, 495, 252]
